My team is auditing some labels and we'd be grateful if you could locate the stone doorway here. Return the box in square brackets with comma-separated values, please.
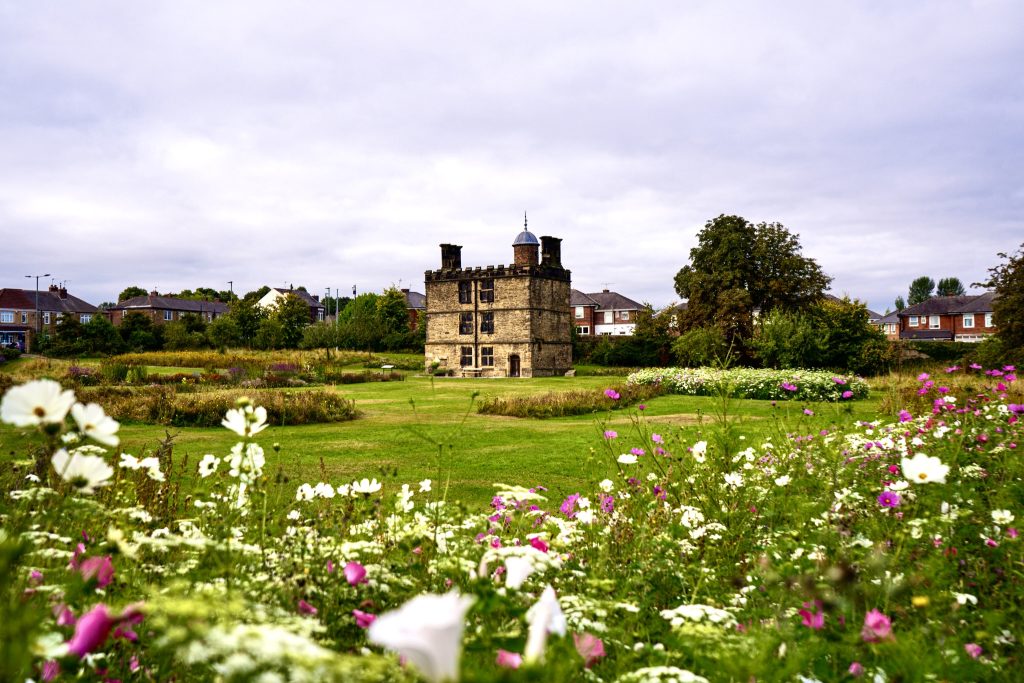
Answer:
[508, 354, 520, 378]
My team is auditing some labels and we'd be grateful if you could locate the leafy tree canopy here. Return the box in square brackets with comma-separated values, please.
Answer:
[907, 276, 935, 305]
[117, 286, 148, 303]
[893, 295, 906, 311]
[673, 215, 831, 344]
[979, 242, 1024, 354]
[936, 277, 965, 297]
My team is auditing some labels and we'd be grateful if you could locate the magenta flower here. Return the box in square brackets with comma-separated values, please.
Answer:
[848, 662, 864, 677]
[604, 389, 620, 400]
[79, 556, 114, 589]
[560, 493, 581, 519]
[496, 649, 523, 669]
[573, 633, 606, 668]
[970, 363, 982, 370]
[637, 404, 646, 411]
[42, 660, 59, 682]
[529, 536, 550, 553]
[652, 433, 663, 444]
[630, 447, 645, 457]
[803, 408, 814, 416]
[603, 430, 617, 439]
[600, 494, 615, 513]
[877, 491, 901, 508]
[298, 599, 318, 615]
[326, 559, 335, 574]
[833, 377, 847, 385]
[344, 561, 368, 586]
[964, 643, 982, 659]
[798, 602, 825, 630]
[842, 390, 854, 399]
[861, 609, 893, 642]
[353, 609, 376, 629]
[67, 604, 116, 658]
[898, 410, 913, 422]
[945, 365, 960, 373]
[781, 382, 797, 392]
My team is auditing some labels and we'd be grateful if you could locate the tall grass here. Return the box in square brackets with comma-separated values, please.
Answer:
[477, 384, 664, 418]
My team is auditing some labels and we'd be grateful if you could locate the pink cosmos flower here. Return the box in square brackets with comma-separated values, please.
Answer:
[1008, 528, 1018, 539]
[603, 430, 617, 439]
[848, 662, 864, 676]
[344, 561, 368, 586]
[29, 569, 43, 584]
[833, 377, 847, 385]
[67, 604, 116, 658]
[804, 409, 814, 416]
[604, 389, 620, 400]
[861, 609, 893, 642]
[496, 649, 523, 669]
[877, 491, 901, 508]
[630, 447, 645, 457]
[842, 391, 854, 399]
[652, 433, 663, 444]
[79, 556, 115, 588]
[964, 643, 982, 659]
[917, 372, 930, 382]
[298, 599, 318, 615]
[970, 363, 982, 370]
[637, 404, 646, 411]
[781, 382, 797, 392]
[42, 660, 59, 681]
[326, 560, 335, 574]
[898, 410, 913, 423]
[560, 493, 581, 519]
[573, 633, 606, 668]
[798, 602, 825, 630]
[529, 537, 549, 553]
[353, 609, 376, 628]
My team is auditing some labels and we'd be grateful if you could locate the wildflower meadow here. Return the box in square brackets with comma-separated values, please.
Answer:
[0, 363, 1022, 682]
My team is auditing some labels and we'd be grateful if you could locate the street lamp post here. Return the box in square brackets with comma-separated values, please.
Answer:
[24, 272, 50, 351]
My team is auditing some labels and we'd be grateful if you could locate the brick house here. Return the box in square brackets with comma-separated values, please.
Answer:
[0, 285, 99, 350]
[108, 293, 230, 326]
[402, 289, 426, 330]
[877, 311, 900, 340]
[257, 288, 325, 323]
[424, 226, 572, 377]
[572, 288, 644, 336]
[897, 293, 997, 342]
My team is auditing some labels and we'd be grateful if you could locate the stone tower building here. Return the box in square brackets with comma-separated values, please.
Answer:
[424, 224, 572, 377]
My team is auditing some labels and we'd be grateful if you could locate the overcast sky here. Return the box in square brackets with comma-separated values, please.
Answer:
[2, 1, 1021, 314]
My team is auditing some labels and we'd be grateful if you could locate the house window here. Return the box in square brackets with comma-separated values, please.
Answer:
[985, 313, 993, 327]
[479, 278, 494, 303]
[164, 310, 173, 321]
[908, 316, 919, 327]
[481, 347, 494, 366]
[21, 312, 27, 324]
[460, 346, 473, 367]
[603, 311, 613, 324]
[0, 312, 12, 323]
[929, 315, 940, 329]
[458, 281, 472, 304]
[80, 314, 92, 323]
[480, 312, 494, 334]
[962, 313, 974, 328]
[576, 325, 589, 334]
[459, 312, 473, 335]
[619, 311, 629, 321]
[43, 312, 50, 325]
[574, 306, 584, 319]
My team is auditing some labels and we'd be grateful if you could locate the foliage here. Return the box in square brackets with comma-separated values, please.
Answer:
[254, 317, 286, 351]
[42, 315, 127, 357]
[671, 326, 728, 368]
[979, 241, 1024, 358]
[894, 295, 906, 311]
[907, 276, 935, 305]
[1, 368, 1020, 681]
[118, 312, 163, 352]
[162, 314, 210, 350]
[936, 276, 965, 297]
[117, 285, 148, 302]
[206, 315, 242, 350]
[477, 384, 664, 418]
[628, 366, 869, 401]
[749, 310, 823, 369]
[674, 215, 832, 346]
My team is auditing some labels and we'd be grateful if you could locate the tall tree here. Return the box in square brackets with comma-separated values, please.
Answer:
[907, 276, 935, 305]
[117, 286, 148, 302]
[893, 295, 906, 311]
[674, 215, 831, 344]
[274, 294, 314, 349]
[980, 242, 1024, 353]
[936, 277, 965, 296]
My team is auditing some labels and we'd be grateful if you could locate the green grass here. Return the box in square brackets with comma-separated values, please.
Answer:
[0, 373, 884, 507]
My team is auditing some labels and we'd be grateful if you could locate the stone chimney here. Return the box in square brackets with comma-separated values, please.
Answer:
[440, 244, 463, 270]
[540, 236, 562, 268]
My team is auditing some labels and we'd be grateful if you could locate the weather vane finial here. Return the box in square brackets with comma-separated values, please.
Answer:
[524, 211, 528, 231]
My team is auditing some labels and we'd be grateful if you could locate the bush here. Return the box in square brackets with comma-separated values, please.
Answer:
[627, 366, 869, 401]
[0, 346, 22, 362]
[672, 326, 728, 367]
[477, 383, 664, 418]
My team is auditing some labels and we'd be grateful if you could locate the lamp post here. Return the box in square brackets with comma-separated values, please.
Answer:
[24, 272, 50, 351]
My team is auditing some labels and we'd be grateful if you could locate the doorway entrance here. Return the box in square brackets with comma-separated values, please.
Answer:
[508, 354, 520, 378]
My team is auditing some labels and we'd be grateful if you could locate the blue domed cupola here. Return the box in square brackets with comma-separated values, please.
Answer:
[513, 212, 540, 266]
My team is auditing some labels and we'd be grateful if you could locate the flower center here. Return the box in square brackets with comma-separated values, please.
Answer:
[918, 473, 928, 480]
[33, 406, 46, 417]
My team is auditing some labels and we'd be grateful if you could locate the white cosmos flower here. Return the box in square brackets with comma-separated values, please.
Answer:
[724, 472, 744, 488]
[901, 453, 950, 484]
[70, 402, 120, 447]
[351, 478, 383, 495]
[138, 456, 164, 482]
[598, 479, 614, 492]
[1, 379, 76, 427]
[617, 454, 638, 465]
[524, 585, 566, 663]
[198, 454, 220, 478]
[314, 482, 336, 499]
[336, 483, 351, 497]
[504, 554, 537, 590]
[120, 453, 141, 469]
[419, 479, 432, 493]
[691, 440, 708, 463]
[774, 475, 791, 487]
[296, 484, 315, 501]
[367, 591, 475, 683]
[52, 449, 113, 494]
[992, 509, 1014, 525]
[221, 405, 269, 438]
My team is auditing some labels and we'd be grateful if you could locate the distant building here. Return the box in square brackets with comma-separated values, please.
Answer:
[257, 288, 325, 323]
[424, 225, 572, 377]
[877, 311, 900, 340]
[897, 293, 997, 342]
[571, 289, 644, 336]
[402, 289, 426, 330]
[0, 285, 99, 351]
[108, 293, 229, 326]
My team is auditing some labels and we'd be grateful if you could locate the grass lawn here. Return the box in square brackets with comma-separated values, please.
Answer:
[0, 372, 884, 507]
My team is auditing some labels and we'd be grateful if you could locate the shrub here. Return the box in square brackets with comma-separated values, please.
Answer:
[627, 366, 869, 401]
[477, 383, 664, 418]
[672, 326, 728, 367]
[99, 361, 131, 383]
[65, 365, 100, 386]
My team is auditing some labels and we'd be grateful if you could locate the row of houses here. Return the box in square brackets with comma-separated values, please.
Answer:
[0, 285, 328, 351]
[876, 292, 998, 342]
